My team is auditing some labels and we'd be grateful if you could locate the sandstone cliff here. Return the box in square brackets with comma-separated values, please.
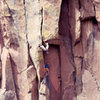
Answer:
[0, 0, 100, 100]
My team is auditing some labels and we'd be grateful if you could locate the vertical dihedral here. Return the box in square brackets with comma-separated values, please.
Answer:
[43, 45, 61, 100]
[59, 0, 76, 100]
[69, 0, 83, 96]
[68, 1, 83, 95]
[24, 0, 45, 83]
[40, 0, 63, 99]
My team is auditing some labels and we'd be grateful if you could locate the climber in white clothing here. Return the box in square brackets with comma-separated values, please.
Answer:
[39, 42, 49, 52]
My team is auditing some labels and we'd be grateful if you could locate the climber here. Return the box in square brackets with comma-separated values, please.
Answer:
[39, 42, 49, 52]
[39, 64, 50, 100]
[39, 44, 50, 100]
[39, 42, 49, 75]
[45, 64, 49, 76]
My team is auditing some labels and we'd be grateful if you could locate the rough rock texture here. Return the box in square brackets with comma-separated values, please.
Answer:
[69, 0, 81, 44]
[25, 0, 44, 83]
[0, 0, 100, 100]
[77, 70, 100, 100]
[1, 47, 16, 91]
[0, 89, 17, 100]
[80, 0, 95, 20]
[41, 0, 62, 41]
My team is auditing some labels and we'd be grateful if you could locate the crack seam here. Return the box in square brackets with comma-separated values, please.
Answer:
[87, 66, 100, 92]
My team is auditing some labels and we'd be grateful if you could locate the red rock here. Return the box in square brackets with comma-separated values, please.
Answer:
[69, 0, 81, 44]
[44, 45, 61, 100]
[1, 0, 100, 100]
[60, 42, 75, 100]
[80, 0, 95, 20]
[94, 0, 100, 22]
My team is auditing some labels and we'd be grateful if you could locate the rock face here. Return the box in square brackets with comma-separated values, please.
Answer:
[41, 0, 62, 41]
[0, 89, 17, 100]
[0, 0, 100, 100]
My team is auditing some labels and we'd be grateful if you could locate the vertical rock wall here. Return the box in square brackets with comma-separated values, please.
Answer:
[0, 0, 100, 100]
